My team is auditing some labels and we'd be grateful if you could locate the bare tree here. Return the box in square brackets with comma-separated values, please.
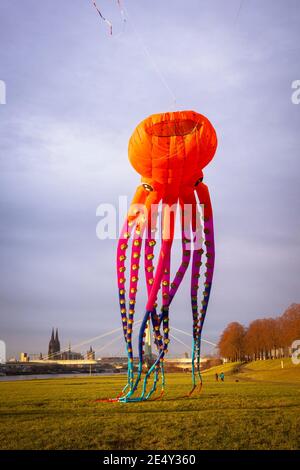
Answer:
[219, 304, 300, 362]
[218, 322, 246, 362]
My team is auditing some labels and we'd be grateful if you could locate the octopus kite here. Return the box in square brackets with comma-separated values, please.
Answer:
[114, 110, 217, 402]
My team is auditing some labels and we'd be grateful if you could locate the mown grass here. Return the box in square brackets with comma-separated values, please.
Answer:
[0, 360, 299, 450]
[239, 358, 300, 383]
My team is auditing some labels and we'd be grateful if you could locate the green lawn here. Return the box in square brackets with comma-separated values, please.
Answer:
[0, 360, 299, 450]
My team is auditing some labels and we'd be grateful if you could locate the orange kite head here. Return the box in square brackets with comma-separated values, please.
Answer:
[128, 110, 217, 196]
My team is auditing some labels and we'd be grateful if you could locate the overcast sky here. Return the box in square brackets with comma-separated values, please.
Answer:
[0, 0, 299, 358]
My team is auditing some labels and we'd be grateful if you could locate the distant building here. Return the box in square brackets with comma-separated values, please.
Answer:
[29, 353, 44, 361]
[87, 346, 95, 360]
[48, 328, 61, 359]
[8, 357, 17, 363]
[61, 343, 83, 360]
[20, 352, 30, 362]
[47, 330, 83, 361]
[164, 356, 210, 371]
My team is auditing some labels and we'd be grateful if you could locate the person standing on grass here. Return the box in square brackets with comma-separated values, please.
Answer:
[215, 373, 219, 382]
[219, 372, 225, 382]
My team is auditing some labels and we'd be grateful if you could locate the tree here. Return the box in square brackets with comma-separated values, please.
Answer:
[218, 322, 246, 362]
[280, 304, 300, 350]
[244, 320, 266, 360]
[263, 318, 281, 358]
[220, 304, 300, 362]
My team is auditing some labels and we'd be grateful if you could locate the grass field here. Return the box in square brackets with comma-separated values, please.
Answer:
[0, 359, 299, 450]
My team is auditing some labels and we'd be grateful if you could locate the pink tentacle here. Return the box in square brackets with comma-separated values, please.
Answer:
[144, 201, 164, 354]
[195, 182, 215, 331]
[189, 193, 204, 385]
[194, 182, 215, 368]
[145, 201, 176, 312]
[168, 189, 195, 302]
[126, 190, 161, 365]
[117, 186, 149, 340]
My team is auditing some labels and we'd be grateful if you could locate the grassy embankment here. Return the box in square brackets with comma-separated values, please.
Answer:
[0, 358, 299, 450]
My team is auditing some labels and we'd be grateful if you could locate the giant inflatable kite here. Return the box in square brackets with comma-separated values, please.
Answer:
[115, 110, 217, 402]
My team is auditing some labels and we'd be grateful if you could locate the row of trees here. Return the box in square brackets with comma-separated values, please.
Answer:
[218, 304, 300, 362]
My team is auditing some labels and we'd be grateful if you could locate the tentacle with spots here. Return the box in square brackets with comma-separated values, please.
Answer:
[188, 191, 204, 396]
[193, 182, 215, 393]
[115, 187, 160, 400]
[120, 199, 176, 402]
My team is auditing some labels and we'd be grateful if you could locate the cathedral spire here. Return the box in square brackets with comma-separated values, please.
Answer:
[55, 328, 60, 354]
[48, 328, 56, 358]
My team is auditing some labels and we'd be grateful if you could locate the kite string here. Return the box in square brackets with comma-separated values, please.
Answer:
[92, 1, 244, 104]
[117, 0, 127, 26]
[169, 333, 193, 351]
[235, 0, 244, 25]
[122, 3, 177, 109]
[172, 326, 217, 347]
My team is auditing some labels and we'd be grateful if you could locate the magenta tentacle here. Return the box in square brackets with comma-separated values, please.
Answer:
[117, 186, 149, 340]
[199, 186, 215, 329]
[168, 193, 194, 303]
[190, 194, 204, 389]
[194, 183, 215, 385]
[117, 223, 138, 342]
[144, 201, 164, 354]
[116, 186, 156, 397]
[143, 200, 165, 394]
